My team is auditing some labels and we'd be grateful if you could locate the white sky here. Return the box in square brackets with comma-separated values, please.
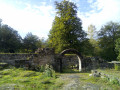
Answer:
[0, 0, 120, 39]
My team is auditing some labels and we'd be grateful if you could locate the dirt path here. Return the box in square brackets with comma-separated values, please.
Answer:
[60, 74, 82, 90]
[60, 74, 80, 90]
[59, 73, 111, 90]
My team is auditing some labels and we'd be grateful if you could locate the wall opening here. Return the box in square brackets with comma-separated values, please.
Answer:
[59, 49, 83, 72]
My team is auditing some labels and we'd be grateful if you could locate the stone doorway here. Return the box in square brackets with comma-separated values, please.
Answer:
[59, 49, 83, 72]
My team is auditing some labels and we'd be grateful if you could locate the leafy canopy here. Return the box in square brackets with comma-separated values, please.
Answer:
[98, 21, 120, 61]
[48, 0, 86, 53]
[23, 32, 39, 53]
[0, 20, 22, 53]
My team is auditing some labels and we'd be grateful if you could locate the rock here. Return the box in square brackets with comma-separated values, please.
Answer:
[91, 70, 101, 77]
[89, 74, 92, 76]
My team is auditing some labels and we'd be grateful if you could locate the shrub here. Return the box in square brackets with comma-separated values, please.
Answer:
[114, 64, 120, 71]
[40, 65, 45, 72]
[20, 71, 37, 77]
[0, 66, 3, 70]
[0, 63, 9, 69]
[110, 77, 119, 85]
[34, 65, 45, 72]
[44, 64, 56, 78]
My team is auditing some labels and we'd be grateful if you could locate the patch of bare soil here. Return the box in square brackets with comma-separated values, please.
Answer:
[59, 73, 111, 90]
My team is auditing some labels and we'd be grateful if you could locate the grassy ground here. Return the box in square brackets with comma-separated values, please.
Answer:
[78, 72, 120, 90]
[0, 67, 120, 90]
[97, 69, 120, 78]
[61, 68, 120, 90]
[0, 67, 64, 90]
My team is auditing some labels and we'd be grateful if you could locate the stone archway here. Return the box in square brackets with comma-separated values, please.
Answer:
[59, 49, 83, 72]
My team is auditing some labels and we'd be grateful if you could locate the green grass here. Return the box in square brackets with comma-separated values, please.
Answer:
[0, 67, 120, 90]
[0, 67, 64, 90]
[97, 69, 120, 78]
[62, 68, 80, 73]
[79, 69, 120, 90]
[64, 54, 77, 56]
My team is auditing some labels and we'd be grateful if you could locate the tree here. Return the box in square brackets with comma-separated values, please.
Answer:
[0, 22, 22, 53]
[88, 24, 96, 40]
[23, 32, 39, 53]
[115, 38, 120, 61]
[36, 37, 49, 48]
[48, 0, 86, 53]
[80, 39, 94, 56]
[98, 21, 120, 61]
[0, 19, 2, 27]
[87, 24, 101, 56]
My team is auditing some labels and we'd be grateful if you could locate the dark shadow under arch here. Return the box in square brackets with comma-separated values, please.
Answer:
[59, 49, 83, 72]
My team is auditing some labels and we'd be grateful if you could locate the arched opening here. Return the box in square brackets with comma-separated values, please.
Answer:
[59, 49, 83, 72]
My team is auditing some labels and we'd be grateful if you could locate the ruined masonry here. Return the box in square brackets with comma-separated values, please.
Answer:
[0, 48, 110, 72]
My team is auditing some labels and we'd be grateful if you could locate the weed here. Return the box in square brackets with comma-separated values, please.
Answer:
[109, 77, 119, 85]
[115, 64, 120, 71]
[35, 65, 45, 72]
[43, 64, 56, 78]
[20, 71, 37, 77]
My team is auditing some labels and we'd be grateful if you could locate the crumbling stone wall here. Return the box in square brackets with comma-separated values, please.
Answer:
[62, 55, 79, 69]
[33, 48, 55, 66]
[0, 54, 36, 65]
[0, 48, 112, 71]
[0, 48, 55, 67]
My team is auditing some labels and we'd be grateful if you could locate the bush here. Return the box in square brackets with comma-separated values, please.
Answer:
[44, 64, 56, 78]
[0, 63, 9, 69]
[114, 64, 120, 70]
[35, 65, 45, 72]
[40, 65, 45, 72]
[110, 77, 119, 85]
[0, 66, 3, 70]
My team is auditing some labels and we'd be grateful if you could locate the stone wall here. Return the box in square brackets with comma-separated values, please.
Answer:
[62, 55, 79, 69]
[0, 48, 113, 71]
[61, 56, 113, 71]
[0, 48, 55, 67]
[33, 48, 55, 66]
[0, 54, 36, 66]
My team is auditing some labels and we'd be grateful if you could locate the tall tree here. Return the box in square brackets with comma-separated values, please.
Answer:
[0, 24, 22, 53]
[0, 19, 2, 27]
[115, 38, 120, 61]
[98, 21, 120, 61]
[36, 38, 49, 48]
[48, 0, 86, 53]
[87, 24, 101, 56]
[88, 24, 96, 40]
[23, 32, 39, 53]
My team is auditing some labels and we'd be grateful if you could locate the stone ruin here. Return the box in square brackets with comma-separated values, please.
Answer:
[33, 48, 55, 66]
[0, 48, 113, 72]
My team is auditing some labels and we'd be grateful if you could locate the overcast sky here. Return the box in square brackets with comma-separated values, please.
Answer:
[0, 0, 120, 39]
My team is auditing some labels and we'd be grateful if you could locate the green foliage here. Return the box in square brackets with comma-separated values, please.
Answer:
[87, 77, 100, 83]
[62, 68, 79, 73]
[88, 24, 96, 40]
[109, 77, 119, 85]
[0, 67, 120, 89]
[36, 38, 49, 48]
[22, 32, 39, 53]
[87, 24, 101, 56]
[115, 38, 120, 60]
[0, 66, 3, 70]
[48, 0, 86, 53]
[20, 71, 37, 77]
[98, 21, 120, 61]
[44, 64, 56, 78]
[0, 67, 60, 90]
[114, 64, 120, 71]
[35, 65, 45, 72]
[80, 39, 94, 56]
[0, 20, 22, 53]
